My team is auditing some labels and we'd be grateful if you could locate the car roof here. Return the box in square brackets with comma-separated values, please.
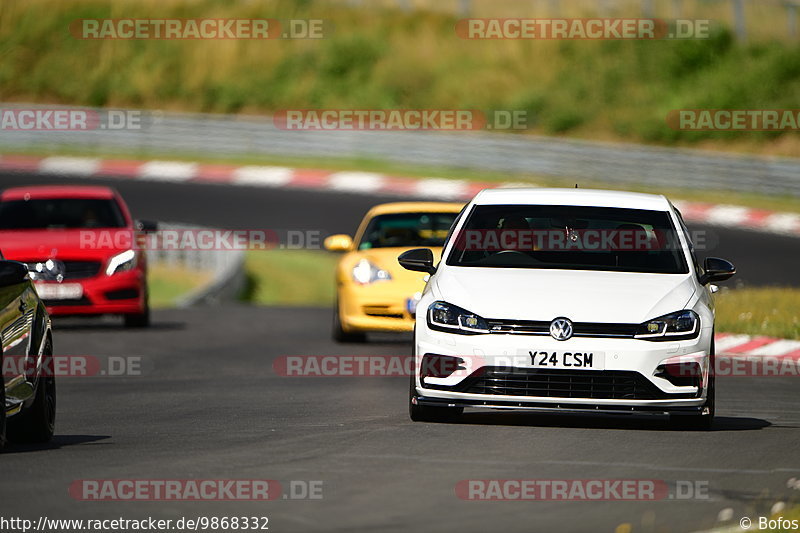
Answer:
[366, 201, 465, 216]
[471, 188, 671, 211]
[0, 185, 118, 201]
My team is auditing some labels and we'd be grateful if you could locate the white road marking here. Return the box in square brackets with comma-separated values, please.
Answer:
[138, 161, 198, 181]
[232, 166, 293, 187]
[327, 171, 386, 193]
[38, 156, 100, 176]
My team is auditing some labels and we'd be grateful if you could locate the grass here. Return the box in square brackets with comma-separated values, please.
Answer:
[6, 146, 800, 215]
[2, 0, 800, 156]
[238, 248, 800, 340]
[147, 264, 213, 308]
[765, 506, 800, 532]
[239, 249, 338, 306]
[714, 287, 800, 339]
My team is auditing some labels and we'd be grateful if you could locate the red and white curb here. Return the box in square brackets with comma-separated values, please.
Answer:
[1, 154, 799, 236]
[715, 333, 800, 357]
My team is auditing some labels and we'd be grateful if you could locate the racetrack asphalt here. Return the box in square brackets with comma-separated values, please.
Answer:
[0, 171, 798, 532]
[0, 170, 796, 287]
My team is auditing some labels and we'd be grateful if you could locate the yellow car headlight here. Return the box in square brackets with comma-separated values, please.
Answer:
[352, 259, 391, 285]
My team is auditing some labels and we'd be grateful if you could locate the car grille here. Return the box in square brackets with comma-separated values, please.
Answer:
[63, 261, 102, 279]
[485, 319, 638, 338]
[362, 305, 405, 319]
[443, 367, 686, 400]
[24, 260, 102, 280]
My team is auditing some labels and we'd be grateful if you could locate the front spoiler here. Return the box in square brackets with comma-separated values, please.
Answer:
[414, 395, 704, 416]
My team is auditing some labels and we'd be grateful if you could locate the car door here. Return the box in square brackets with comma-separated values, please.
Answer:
[0, 262, 37, 412]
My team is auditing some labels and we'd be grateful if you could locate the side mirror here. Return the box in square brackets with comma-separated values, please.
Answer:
[398, 248, 436, 275]
[0, 261, 31, 287]
[324, 234, 353, 252]
[699, 257, 736, 285]
[136, 220, 158, 233]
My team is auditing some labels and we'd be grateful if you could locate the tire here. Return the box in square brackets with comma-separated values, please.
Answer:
[332, 299, 366, 343]
[408, 372, 462, 423]
[124, 299, 150, 328]
[671, 343, 715, 431]
[8, 338, 56, 443]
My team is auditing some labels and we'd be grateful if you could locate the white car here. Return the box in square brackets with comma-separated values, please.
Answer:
[399, 188, 735, 429]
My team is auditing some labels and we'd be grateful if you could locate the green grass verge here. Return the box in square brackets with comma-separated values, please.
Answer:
[240, 249, 337, 306]
[239, 248, 800, 340]
[7, 146, 800, 215]
[765, 506, 800, 532]
[3, 0, 800, 156]
[715, 287, 800, 339]
[148, 264, 212, 308]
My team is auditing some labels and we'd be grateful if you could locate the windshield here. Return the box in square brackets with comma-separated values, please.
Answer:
[447, 204, 688, 274]
[358, 212, 459, 250]
[0, 198, 126, 229]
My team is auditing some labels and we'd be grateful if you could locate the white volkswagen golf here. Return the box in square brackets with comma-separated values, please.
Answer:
[399, 188, 735, 429]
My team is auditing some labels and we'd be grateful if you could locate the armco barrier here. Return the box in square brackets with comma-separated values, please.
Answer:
[1, 104, 798, 197]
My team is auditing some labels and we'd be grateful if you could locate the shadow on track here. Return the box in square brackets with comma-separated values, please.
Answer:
[445, 412, 771, 432]
[3, 434, 111, 454]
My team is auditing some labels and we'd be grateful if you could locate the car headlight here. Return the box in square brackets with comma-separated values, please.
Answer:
[427, 301, 490, 334]
[106, 249, 137, 276]
[352, 259, 391, 285]
[635, 310, 699, 341]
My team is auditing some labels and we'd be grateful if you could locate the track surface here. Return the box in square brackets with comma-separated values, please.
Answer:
[0, 171, 797, 287]
[1, 172, 799, 532]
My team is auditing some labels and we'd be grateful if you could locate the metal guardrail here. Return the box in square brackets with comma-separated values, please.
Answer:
[146, 223, 245, 306]
[1, 104, 799, 197]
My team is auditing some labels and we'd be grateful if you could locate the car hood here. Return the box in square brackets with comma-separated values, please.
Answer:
[0, 228, 133, 260]
[432, 267, 696, 323]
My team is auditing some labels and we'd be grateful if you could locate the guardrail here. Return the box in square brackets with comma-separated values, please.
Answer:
[1, 104, 798, 197]
[146, 223, 245, 306]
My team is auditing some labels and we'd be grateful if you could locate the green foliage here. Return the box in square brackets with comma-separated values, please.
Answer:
[2, 0, 799, 147]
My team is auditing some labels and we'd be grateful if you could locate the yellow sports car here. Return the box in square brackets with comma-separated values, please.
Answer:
[324, 202, 464, 342]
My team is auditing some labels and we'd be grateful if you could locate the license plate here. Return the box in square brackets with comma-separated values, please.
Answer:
[406, 297, 420, 315]
[35, 283, 83, 300]
[518, 350, 605, 370]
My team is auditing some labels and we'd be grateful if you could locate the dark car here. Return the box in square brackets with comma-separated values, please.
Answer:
[0, 259, 56, 449]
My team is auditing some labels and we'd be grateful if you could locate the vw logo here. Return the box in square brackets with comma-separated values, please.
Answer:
[550, 317, 573, 341]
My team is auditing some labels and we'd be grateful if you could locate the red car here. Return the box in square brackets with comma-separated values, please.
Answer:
[0, 185, 153, 327]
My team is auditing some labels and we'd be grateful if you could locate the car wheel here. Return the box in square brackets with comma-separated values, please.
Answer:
[408, 373, 462, 423]
[124, 299, 150, 328]
[332, 299, 365, 343]
[671, 344, 715, 431]
[8, 338, 56, 443]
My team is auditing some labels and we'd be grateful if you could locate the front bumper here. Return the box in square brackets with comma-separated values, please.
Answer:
[414, 324, 713, 410]
[338, 282, 419, 333]
[37, 268, 146, 316]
